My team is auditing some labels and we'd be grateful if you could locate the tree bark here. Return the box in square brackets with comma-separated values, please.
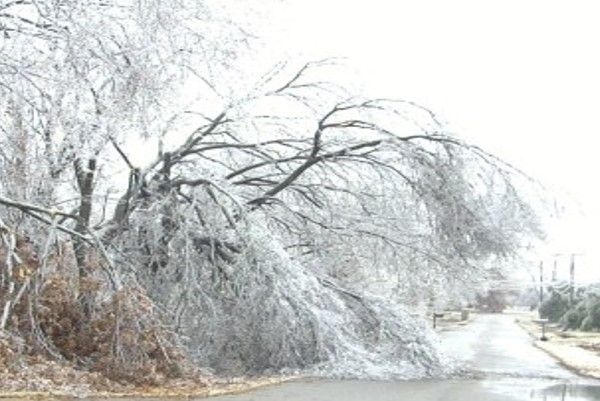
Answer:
[74, 158, 96, 317]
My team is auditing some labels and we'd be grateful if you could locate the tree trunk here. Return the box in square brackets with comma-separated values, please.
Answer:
[74, 159, 96, 317]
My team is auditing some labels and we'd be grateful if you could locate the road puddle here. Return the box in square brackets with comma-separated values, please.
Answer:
[481, 378, 600, 401]
[202, 379, 600, 401]
[531, 384, 600, 400]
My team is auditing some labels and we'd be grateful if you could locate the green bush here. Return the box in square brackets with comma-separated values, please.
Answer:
[539, 289, 570, 322]
[541, 283, 600, 332]
[579, 293, 600, 331]
[560, 306, 585, 330]
[580, 316, 595, 331]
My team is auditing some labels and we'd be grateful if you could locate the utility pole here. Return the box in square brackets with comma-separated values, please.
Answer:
[569, 254, 575, 306]
[539, 260, 544, 305]
[552, 254, 560, 282]
[569, 253, 584, 306]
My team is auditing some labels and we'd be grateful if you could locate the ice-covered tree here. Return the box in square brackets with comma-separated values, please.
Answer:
[0, 0, 543, 380]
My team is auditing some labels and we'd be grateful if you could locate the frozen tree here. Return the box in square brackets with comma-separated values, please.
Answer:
[0, 0, 543, 380]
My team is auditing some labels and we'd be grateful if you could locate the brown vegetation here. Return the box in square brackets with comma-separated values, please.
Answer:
[0, 230, 207, 394]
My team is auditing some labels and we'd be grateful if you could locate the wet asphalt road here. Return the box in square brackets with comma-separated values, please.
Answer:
[205, 314, 600, 401]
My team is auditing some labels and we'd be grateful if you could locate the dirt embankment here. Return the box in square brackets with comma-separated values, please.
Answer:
[515, 312, 600, 379]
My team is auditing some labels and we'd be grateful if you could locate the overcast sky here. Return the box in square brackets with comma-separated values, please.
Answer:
[270, 0, 600, 280]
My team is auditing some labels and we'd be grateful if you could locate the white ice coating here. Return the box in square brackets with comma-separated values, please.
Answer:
[146, 216, 459, 379]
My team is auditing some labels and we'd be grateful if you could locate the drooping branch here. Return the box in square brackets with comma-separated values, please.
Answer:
[192, 236, 241, 264]
[169, 112, 228, 164]
[248, 140, 383, 206]
[268, 59, 339, 96]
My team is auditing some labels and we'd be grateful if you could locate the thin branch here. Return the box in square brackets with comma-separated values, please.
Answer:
[169, 112, 227, 164]
[19, 209, 92, 244]
[249, 140, 383, 206]
[0, 194, 78, 220]
[109, 136, 135, 170]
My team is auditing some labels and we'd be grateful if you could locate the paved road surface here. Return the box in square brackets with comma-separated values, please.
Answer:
[205, 314, 600, 401]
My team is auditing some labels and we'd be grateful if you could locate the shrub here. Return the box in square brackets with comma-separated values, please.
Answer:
[560, 306, 585, 330]
[579, 293, 600, 331]
[539, 288, 570, 322]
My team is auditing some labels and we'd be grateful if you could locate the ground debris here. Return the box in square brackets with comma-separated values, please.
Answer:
[0, 345, 292, 399]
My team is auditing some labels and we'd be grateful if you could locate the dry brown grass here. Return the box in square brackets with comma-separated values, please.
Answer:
[0, 375, 295, 399]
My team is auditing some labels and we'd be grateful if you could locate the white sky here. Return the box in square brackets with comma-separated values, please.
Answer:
[270, 0, 600, 281]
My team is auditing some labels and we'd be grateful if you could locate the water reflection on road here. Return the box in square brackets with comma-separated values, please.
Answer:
[202, 379, 600, 401]
[537, 383, 600, 400]
[480, 378, 600, 400]
[203, 314, 600, 401]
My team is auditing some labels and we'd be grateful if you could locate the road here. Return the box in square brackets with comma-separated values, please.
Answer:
[205, 314, 600, 401]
